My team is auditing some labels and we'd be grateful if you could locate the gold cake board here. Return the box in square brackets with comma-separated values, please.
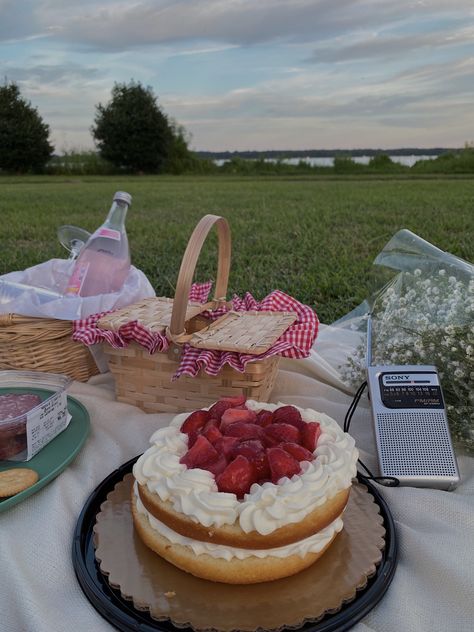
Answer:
[93, 474, 386, 632]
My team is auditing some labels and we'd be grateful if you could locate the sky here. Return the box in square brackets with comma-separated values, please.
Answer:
[1, 0, 473, 153]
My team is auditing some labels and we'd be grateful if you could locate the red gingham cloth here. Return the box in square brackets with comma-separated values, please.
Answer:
[72, 282, 214, 353]
[72, 282, 319, 379]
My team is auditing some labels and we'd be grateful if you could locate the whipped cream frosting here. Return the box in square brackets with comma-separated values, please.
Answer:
[134, 483, 343, 561]
[133, 401, 358, 535]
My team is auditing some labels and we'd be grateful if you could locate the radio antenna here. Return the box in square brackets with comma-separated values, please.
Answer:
[366, 311, 373, 369]
[365, 282, 386, 370]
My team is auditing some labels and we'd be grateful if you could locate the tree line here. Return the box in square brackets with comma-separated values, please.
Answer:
[0, 79, 197, 174]
[197, 147, 456, 160]
[1, 79, 472, 176]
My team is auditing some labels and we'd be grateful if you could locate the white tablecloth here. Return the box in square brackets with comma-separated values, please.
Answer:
[1, 325, 473, 632]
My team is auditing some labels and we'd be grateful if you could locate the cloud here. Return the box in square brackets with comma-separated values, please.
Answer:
[307, 25, 474, 63]
[3, 1, 474, 55]
[43, 0, 474, 52]
[0, 0, 42, 41]
[181, 107, 471, 151]
[3, 0, 474, 53]
[3, 63, 101, 85]
[2, 0, 473, 150]
[46, 0, 357, 50]
[0, 0, 435, 51]
[162, 54, 474, 133]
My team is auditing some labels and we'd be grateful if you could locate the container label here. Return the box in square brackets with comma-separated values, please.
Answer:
[94, 228, 121, 240]
[26, 391, 71, 459]
[65, 261, 90, 295]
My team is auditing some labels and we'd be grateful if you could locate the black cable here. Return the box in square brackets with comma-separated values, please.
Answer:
[344, 380, 368, 432]
[345, 381, 400, 487]
[357, 460, 400, 487]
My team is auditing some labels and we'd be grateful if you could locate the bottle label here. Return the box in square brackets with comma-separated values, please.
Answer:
[65, 261, 90, 295]
[94, 228, 121, 240]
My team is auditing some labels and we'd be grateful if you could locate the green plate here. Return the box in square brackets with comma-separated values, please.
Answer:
[0, 395, 90, 513]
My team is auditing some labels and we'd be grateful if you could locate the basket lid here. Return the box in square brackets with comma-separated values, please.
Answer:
[187, 310, 297, 355]
[97, 297, 205, 334]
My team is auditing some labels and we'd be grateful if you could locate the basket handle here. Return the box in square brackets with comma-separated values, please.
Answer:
[169, 215, 231, 340]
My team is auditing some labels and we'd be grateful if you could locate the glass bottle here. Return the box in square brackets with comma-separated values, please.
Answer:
[65, 191, 132, 297]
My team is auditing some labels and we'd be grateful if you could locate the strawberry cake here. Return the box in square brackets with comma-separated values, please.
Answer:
[131, 397, 358, 584]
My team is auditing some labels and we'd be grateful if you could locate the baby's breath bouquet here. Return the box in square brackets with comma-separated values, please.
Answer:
[338, 230, 474, 453]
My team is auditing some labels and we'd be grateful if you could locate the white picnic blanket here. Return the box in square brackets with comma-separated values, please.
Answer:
[1, 324, 473, 632]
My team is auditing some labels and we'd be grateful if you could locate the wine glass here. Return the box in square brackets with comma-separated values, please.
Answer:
[53, 225, 91, 294]
[57, 225, 91, 260]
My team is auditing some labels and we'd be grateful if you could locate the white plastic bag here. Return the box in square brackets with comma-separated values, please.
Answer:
[0, 258, 155, 321]
[0, 259, 156, 374]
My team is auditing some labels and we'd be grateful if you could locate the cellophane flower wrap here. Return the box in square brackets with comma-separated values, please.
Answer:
[337, 229, 474, 453]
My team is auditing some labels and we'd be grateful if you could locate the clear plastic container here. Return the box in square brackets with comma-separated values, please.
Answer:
[0, 371, 72, 461]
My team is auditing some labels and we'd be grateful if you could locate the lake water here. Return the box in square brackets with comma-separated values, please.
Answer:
[214, 155, 438, 167]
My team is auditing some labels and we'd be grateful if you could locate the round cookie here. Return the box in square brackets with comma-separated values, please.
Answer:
[0, 468, 39, 497]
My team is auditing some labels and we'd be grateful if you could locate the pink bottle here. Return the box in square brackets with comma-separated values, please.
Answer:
[65, 191, 132, 297]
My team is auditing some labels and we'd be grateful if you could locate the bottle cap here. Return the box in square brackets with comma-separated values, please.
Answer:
[113, 191, 132, 206]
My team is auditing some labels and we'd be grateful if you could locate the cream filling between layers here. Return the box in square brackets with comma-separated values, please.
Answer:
[133, 401, 358, 536]
[134, 483, 343, 561]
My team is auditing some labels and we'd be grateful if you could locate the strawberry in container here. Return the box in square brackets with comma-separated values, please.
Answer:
[0, 393, 42, 460]
[0, 371, 71, 462]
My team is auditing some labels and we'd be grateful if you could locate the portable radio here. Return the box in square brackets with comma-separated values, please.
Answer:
[366, 314, 460, 490]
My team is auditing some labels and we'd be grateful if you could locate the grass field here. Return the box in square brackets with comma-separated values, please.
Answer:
[1, 175, 473, 323]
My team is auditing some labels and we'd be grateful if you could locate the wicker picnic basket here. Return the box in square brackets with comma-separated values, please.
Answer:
[0, 313, 99, 382]
[97, 215, 297, 413]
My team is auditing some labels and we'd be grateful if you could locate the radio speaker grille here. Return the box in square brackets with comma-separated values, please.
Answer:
[376, 411, 457, 476]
